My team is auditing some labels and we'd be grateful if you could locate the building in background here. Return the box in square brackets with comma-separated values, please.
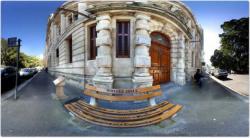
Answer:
[44, 1, 204, 88]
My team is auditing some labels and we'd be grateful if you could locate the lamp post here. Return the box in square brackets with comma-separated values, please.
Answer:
[7, 37, 21, 100]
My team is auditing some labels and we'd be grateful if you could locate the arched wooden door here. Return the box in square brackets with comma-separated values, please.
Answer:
[149, 32, 171, 85]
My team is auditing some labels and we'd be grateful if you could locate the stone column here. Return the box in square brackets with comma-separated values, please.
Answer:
[176, 33, 186, 85]
[93, 14, 113, 88]
[185, 41, 192, 81]
[60, 12, 66, 34]
[171, 40, 178, 83]
[132, 13, 153, 88]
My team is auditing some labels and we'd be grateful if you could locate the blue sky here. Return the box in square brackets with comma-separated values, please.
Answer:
[1, 1, 249, 64]
[1, 1, 64, 58]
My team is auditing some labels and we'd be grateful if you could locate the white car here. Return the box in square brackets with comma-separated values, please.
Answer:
[19, 68, 32, 76]
[213, 69, 228, 79]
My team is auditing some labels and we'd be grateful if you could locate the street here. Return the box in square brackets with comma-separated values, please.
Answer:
[1, 71, 249, 136]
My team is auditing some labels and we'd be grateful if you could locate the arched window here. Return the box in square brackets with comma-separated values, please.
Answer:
[151, 32, 170, 47]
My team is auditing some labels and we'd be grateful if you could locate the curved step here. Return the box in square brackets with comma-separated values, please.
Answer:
[70, 102, 175, 121]
[65, 103, 183, 128]
[76, 100, 169, 115]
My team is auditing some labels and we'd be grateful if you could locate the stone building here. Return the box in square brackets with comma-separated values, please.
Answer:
[44, 1, 204, 89]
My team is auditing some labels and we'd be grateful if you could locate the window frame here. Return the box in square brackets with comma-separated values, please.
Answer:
[66, 35, 73, 63]
[73, 13, 78, 21]
[116, 21, 130, 58]
[68, 15, 73, 25]
[89, 24, 97, 60]
[56, 48, 59, 58]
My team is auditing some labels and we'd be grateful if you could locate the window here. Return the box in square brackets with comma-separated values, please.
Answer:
[56, 48, 59, 58]
[56, 48, 59, 66]
[89, 25, 97, 60]
[192, 51, 194, 67]
[74, 14, 78, 21]
[68, 15, 73, 25]
[58, 26, 61, 35]
[116, 21, 130, 58]
[67, 35, 73, 63]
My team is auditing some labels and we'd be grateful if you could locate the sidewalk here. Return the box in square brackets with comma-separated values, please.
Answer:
[1, 71, 249, 136]
[210, 74, 249, 97]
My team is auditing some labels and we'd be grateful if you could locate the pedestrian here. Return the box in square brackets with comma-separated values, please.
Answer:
[194, 69, 203, 87]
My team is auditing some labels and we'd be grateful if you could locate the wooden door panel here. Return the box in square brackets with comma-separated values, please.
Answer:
[150, 45, 160, 66]
[150, 41, 170, 85]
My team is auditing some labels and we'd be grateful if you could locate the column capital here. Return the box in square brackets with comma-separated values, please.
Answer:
[135, 13, 151, 21]
[96, 14, 111, 21]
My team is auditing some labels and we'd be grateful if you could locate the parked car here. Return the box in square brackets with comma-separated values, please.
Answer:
[19, 68, 33, 76]
[1, 66, 17, 91]
[30, 68, 38, 75]
[213, 69, 228, 79]
[209, 67, 215, 75]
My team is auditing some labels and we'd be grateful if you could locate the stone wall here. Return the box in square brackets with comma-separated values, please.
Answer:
[45, 1, 204, 88]
[48, 23, 85, 89]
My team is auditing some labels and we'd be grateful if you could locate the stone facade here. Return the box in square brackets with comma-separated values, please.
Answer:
[44, 1, 204, 89]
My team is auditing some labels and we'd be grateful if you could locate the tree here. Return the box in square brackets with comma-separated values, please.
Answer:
[1, 38, 43, 68]
[1, 38, 20, 67]
[210, 49, 234, 71]
[210, 17, 249, 73]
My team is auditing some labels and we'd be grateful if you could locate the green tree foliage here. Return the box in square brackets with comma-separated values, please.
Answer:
[1, 38, 42, 69]
[210, 17, 249, 73]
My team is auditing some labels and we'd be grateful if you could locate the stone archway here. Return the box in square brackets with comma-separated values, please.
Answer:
[149, 32, 171, 85]
[149, 20, 186, 85]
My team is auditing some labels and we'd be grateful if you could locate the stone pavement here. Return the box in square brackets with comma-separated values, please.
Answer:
[1, 71, 249, 136]
[210, 74, 249, 96]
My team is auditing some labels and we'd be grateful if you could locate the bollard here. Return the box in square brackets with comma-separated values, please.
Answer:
[53, 76, 68, 99]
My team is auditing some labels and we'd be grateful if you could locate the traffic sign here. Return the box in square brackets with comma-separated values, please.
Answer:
[7, 37, 18, 47]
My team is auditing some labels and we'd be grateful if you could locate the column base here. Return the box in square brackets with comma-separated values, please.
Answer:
[176, 76, 186, 85]
[132, 76, 153, 88]
[93, 76, 113, 88]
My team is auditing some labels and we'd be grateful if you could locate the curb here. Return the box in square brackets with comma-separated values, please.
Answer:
[1, 71, 40, 101]
[209, 75, 248, 101]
